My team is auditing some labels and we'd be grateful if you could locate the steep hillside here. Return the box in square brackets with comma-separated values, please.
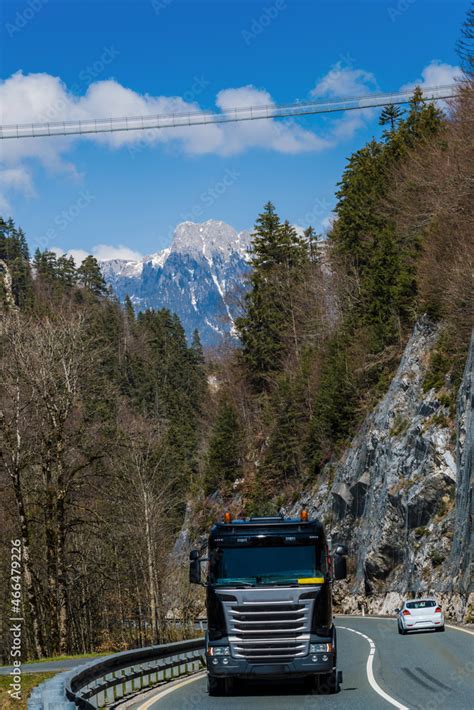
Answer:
[290, 319, 473, 621]
[189, 81, 473, 621]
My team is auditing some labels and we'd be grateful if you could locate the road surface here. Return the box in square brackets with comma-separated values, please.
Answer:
[134, 617, 473, 710]
[0, 655, 102, 675]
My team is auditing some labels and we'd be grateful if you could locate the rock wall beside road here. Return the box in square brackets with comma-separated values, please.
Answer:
[290, 319, 473, 622]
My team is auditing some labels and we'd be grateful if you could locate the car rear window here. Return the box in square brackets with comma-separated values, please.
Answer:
[406, 600, 436, 609]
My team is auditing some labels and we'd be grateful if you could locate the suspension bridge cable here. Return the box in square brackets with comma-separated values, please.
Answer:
[0, 85, 457, 140]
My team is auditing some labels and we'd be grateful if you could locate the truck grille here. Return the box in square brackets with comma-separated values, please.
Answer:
[227, 600, 312, 662]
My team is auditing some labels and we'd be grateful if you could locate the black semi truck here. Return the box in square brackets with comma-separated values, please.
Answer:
[189, 511, 348, 696]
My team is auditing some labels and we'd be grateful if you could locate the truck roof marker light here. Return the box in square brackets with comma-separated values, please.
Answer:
[300, 510, 309, 521]
[224, 511, 232, 524]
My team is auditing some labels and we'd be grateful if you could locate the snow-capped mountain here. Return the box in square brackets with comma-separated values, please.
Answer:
[101, 220, 252, 347]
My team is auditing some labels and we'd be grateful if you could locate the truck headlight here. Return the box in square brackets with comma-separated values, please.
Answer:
[310, 643, 333, 653]
[208, 646, 230, 656]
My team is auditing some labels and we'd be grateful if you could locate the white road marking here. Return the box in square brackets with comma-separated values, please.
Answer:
[337, 625, 409, 710]
[446, 623, 474, 636]
[136, 619, 472, 708]
[136, 672, 205, 709]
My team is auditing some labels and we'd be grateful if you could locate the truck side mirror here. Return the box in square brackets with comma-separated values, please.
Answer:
[189, 558, 201, 584]
[189, 549, 202, 585]
[335, 544, 348, 556]
[333, 554, 347, 580]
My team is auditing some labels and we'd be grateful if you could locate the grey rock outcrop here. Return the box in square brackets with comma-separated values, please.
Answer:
[450, 331, 474, 598]
[290, 319, 473, 621]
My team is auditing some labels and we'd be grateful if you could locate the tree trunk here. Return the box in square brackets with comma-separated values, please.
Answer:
[56, 436, 68, 655]
[7, 379, 45, 658]
[143, 487, 159, 645]
[43, 455, 59, 655]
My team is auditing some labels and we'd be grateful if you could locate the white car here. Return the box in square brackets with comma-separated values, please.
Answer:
[396, 599, 445, 634]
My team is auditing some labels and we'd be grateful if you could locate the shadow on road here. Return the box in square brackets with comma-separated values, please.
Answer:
[225, 678, 352, 696]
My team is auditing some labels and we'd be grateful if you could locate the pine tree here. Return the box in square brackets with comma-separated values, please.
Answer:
[409, 86, 425, 113]
[204, 395, 242, 494]
[248, 201, 282, 269]
[264, 375, 303, 483]
[401, 88, 443, 143]
[33, 249, 58, 280]
[305, 333, 356, 473]
[57, 255, 77, 288]
[124, 294, 135, 322]
[17, 228, 30, 261]
[379, 103, 404, 133]
[456, 3, 474, 74]
[236, 203, 310, 390]
[331, 91, 443, 352]
[78, 255, 107, 295]
[304, 226, 320, 262]
[190, 329, 204, 365]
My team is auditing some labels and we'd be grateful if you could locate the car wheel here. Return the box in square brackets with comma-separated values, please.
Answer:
[398, 623, 403, 635]
[435, 625, 445, 632]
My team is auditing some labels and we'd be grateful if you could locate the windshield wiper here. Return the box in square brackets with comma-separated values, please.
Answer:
[258, 579, 299, 586]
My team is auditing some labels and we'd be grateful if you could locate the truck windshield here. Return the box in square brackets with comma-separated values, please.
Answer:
[209, 545, 325, 586]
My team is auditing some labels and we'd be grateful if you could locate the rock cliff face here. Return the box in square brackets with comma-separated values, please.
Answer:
[451, 331, 474, 601]
[290, 319, 473, 621]
[0, 259, 18, 331]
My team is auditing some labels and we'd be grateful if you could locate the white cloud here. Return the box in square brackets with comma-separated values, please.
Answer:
[0, 73, 326, 163]
[312, 63, 378, 99]
[311, 62, 379, 143]
[52, 246, 89, 266]
[399, 60, 461, 115]
[400, 60, 462, 93]
[0, 73, 331, 207]
[0, 166, 35, 194]
[213, 85, 329, 155]
[67, 249, 90, 266]
[92, 244, 143, 261]
[0, 62, 460, 211]
[0, 165, 36, 215]
[52, 243, 143, 266]
[320, 214, 335, 233]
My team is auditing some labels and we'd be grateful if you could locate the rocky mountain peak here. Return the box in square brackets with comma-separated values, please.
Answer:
[100, 219, 251, 346]
[169, 220, 251, 262]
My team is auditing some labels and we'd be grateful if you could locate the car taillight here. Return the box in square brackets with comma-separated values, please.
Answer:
[402, 610, 411, 616]
[435, 607, 442, 613]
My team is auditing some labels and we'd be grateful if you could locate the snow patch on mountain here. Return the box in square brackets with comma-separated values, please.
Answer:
[101, 258, 144, 279]
[100, 220, 251, 347]
[149, 247, 171, 269]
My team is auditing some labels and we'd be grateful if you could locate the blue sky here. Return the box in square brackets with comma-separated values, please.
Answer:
[0, 0, 466, 262]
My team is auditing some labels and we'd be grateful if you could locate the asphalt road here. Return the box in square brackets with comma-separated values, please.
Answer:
[135, 617, 474, 710]
[0, 655, 100, 675]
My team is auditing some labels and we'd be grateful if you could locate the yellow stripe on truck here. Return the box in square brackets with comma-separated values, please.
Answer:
[298, 577, 324, 584]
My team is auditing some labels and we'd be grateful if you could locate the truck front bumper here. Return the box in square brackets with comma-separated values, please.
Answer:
[207, 652, 334, 679]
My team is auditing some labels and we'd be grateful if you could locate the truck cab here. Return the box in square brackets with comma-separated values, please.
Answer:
[189, 512, 348, 696]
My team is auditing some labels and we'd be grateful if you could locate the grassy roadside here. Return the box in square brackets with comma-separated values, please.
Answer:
[21, 651, 111, 665]
[0, 672, 55, 710]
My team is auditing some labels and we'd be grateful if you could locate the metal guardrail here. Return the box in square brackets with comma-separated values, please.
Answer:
[28, 638, 205, 710]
